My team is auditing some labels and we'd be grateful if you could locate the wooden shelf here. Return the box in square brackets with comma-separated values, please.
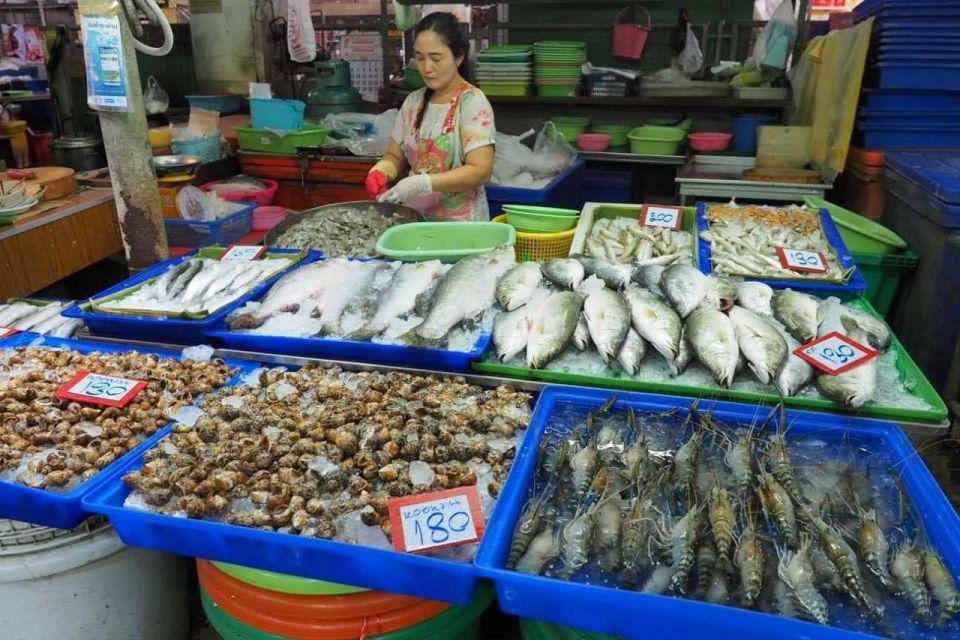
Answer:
[488, 95, 788, 109]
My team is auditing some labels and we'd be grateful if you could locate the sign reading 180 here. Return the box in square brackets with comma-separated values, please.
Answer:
[388, 486, 485, 553]
[55, 371, 147, 407]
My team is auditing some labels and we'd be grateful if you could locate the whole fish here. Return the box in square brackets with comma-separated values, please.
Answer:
[670, 328, 692, 377]
[316, 261, 391, 335]
[493, 306, 530, 362]
[662, 264, 708, 318]
[222, 264, 269, 297]
[164, 259, 202, 301]
[28, 308, 71, 335]
[410, 247, 516, 342]
[572, 313, 592, 350]
[617, 328, 646, 375]
[195, 262, 248, 301]
[583, 289, 630, 363]
[771, 289, 820, 344]
[686, 307, 739, 387]
[838, 301, 891, 352]
[815, 300, 877, 408]
[0, 302, 42, 327]
[727, 306, 788, 385]
[736, 282, 774, 317]
[702, 276, 737, 311]
[526, 292, 582, 369]
[633, 264, 666, 297]
[49, 318, 84, 338]
[14, 303, 65, 332]
[496, 262, 543, 311]
[572, 254, 633, 291]
[350, 261, 444, 340]
[152, 260, 189, 299]
[622, 286, 682, 363]
[228, 260, 350, 329]
[775, 328, 815, 396]
[541, 258, 584, 290]
[179, 260, 223, 302]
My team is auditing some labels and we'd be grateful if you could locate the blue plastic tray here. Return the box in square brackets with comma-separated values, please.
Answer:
[857, 123, 960, 150]
[62, 248, 312, 344]
[82, 359, 531, 605]
[869, 63, 960, 91]
[860, 89, 960, 111]
[475, 386, 960, 640]
[858, 108, 960, 126]
[696, 203, 867, 294]
[486, 158, 585, 216]
[886, 151, 960, 205]
[0, 334, 254, 529]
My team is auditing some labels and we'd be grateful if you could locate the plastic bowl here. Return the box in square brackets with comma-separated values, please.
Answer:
[252, 205, 288, 231]
[505, 209, 579, 232]
[591, 124, 630, 147]
[375, 221, 516, 263]
[212, 561, 367, 595]
[688, 132, 732, 152]
[627, 126, 686, 155]
[502, 205, 580, 217]
[201, 178, 279, 206]
[576, 133, 611, 152]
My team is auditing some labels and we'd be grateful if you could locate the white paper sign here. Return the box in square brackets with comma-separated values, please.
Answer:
[56, 371, 147, 407]
[794, 332, 878, 375]
[777, 247, 829, 274]
[640, 205, 683, 230]
[389, 487, 484, 553]
[220, 245, 265, 262]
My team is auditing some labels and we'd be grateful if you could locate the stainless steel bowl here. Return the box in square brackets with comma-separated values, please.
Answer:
[152, 155, 203, 177]
[264, 201, 421, 253]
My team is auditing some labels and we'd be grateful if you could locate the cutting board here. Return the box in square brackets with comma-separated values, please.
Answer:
[2, 167, 78, 200]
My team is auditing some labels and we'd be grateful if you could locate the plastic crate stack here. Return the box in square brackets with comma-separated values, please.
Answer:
[853, 0, 960, 149]
[476, 45, 534, 98]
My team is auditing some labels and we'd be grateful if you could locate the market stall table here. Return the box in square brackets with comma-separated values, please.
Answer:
[239, 152, 377, 209]
[0, 188, 121, 298]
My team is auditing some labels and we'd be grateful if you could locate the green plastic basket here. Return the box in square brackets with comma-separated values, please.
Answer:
[375, 221, 516, 263]
[627, 125, 686, 155]
[235, 123, 328, 155]
[538, 85, 579, 98]
[591, 124, 630, 147]
[479, 82, 533, 97]
[212, 561, 368, 595]
[851, 250, 919, 318]
[521, 618, 624, 640]
[806, 196, 907, 255]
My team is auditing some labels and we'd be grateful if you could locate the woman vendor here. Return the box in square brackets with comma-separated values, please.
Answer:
[366, 12, 496, 221]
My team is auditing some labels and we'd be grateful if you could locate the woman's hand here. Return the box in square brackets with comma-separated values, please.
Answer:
[378, 174, 433, 204]
[366, 156, 402, 198]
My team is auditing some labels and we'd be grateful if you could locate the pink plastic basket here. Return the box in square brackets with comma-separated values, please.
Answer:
[200, 178, 279, 206]
[613, 6, 652, 61]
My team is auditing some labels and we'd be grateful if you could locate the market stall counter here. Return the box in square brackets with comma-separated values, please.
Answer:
[0, 188, 121, 298]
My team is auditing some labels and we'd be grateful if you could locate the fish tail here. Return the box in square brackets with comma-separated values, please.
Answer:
[344, 325, 379, 342]
[227, 312, 264, 330]
[398, 325, 443, 348]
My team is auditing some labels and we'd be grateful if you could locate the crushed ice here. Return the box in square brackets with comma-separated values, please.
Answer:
[181, 344, 215, 362]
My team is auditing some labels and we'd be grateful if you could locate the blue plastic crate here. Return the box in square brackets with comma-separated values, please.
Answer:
[81, 358, 531, 605]
[579, 169, 633, 205]
[860, 89, 960, 111]
[0, 334, 255, 529]
[61, 248, 311, 344]
[487, 159, 585, 217]
[165, 202, 255, 248]
[475, 386, 960, 640]
[869, 63, 960, 90]
[696, 203, 867, 294]
[858, 107, 960, 125]
[857, 122, 960, 150]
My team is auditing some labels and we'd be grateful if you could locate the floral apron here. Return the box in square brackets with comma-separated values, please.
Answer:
[403, 83, 479, 221]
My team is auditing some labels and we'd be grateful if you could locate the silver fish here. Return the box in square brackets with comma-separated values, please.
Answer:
[496, 262, 543, 311]
[573, 313, 592, 350]
[772, 289, 820, 344]
[662, 264, 709, 318]
[14, 303, 65, 332]
[727, 306, 788, 385]
[617, 328, 646, 375]
[526, 291, 582, 369]
[0, 302, 41, 327]
[195, 262, 248, 301]
[572, 254, 633, 291]
[412, 247, 516, 342]
[838, 301, 891, 352]
[702, 276, 737, 311]
[228, 260, 351, 329]
[736, 282, 774, 317]
[686, 307, 739, 387]
[153, 260, 189, 299]
[179, 260, 223, 302]
[351, 261, 444, 340]
[541, 258, 585, 290]
[775, 327, 815, 396]
[28, 308, 71, 335]
[165, 259, 203, 301]
[316, 261, 390, 335]
[815, 301, 877, 407]
[633, 264, 666, 297]
[49, 318, 84, 338]
[493, 306, 530, 363]
[622, 286, 682, 363]
[670, 327, 693, 377]
[583, 289, 631, 363]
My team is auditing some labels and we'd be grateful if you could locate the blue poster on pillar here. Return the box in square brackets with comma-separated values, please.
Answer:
[81, 14, 131, 111]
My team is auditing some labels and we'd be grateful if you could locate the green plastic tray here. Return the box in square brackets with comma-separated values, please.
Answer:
[538, 85, 579, 98]
[472, 297, 947, 425]
[212, 561, 368, 595]
[504, 205, 580, 217]
[236, 123, 328, 155]
[806, 196, 907, 255]
[570, 203, 698, 263]
[521, 618, 623, 640]
[375, 221, 516, 263]
[479, 83, 533, 97]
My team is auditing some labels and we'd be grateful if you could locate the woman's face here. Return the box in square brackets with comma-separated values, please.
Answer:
[414, 30, 462, 92]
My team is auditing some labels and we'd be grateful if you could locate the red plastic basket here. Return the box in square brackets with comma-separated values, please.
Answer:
[613, 5, 652, 61]
[201, 178, 279, 206]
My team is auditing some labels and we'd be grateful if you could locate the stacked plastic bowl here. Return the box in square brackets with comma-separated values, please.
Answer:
[197, 560, 494, 640]
[477, 45, 535, 97]
[534, 41, 587, 98]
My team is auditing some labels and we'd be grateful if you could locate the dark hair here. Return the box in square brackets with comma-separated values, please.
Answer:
[413, 12, 471, 131]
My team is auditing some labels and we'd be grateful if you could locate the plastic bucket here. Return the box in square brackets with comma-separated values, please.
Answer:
[730, 114, 777, 153]
[27, 129, 53, 164]
[612, 6, 651, 60]
[251, 98, 306, 130]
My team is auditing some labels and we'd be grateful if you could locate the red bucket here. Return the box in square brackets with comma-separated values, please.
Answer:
[613, 5, 652, 61]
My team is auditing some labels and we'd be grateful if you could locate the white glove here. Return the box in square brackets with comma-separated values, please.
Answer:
[378, 173, 432, 204]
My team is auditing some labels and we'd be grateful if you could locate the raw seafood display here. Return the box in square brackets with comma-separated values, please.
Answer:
[584, 217, 695, 267]
[489, 257, 909, 409]
[273, 206, 413, 257]
[226, 247, 516, 351]
[506, 397, 960, 636]
[123, 365, 532, 557]
[94, 255, 295, 316]
[0, 346, 236, 491]
[0, 300, 82, 337]
[700, 203, 848, 281]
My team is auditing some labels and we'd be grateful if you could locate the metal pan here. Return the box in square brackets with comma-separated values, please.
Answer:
[263, 200, 421, 253]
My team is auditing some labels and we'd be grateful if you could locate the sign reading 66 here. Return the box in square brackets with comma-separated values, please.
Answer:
[794, 332, 878, 376]
[55, 371, 148, 407]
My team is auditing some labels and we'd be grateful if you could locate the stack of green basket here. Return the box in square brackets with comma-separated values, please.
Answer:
[534, 41, 587, 98]
[520, 618, 624, 640]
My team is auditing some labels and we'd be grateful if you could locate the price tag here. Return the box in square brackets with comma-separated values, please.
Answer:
[639, 205, 683, 230]
[0, 327, 18, 338]
[54, 371, 148, 407]
[220, 245, 266, 262]
[776, 247, 829, 274]
[388, 486, 485, 553]
[794, 332, 878, 375]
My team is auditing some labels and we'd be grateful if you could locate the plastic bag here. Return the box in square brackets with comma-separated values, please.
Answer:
[321, 109, 398, 157]
[752, 0, 797, 73]
[531, 122, 576, 178]
[678, 23, 703, 76]
[287, 0, 316, 64]
[493, 130, 536, 184]
[143, 76, 168, 115]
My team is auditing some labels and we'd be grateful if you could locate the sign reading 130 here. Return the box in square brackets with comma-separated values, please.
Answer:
[55, 371, 147, 407]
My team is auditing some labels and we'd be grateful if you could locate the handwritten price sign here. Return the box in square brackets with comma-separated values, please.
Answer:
[220, 245, 266, 262]
[55, 371, 147, 407]
[389, 486, 485, 553]
[639, 205, 683, 231]
[776, 247, 829, 274]
[794, 332, 878, 375]
[0, 327, 18, 339]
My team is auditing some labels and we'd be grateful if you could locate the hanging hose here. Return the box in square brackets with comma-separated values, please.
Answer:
[120, 0, 174, 57]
